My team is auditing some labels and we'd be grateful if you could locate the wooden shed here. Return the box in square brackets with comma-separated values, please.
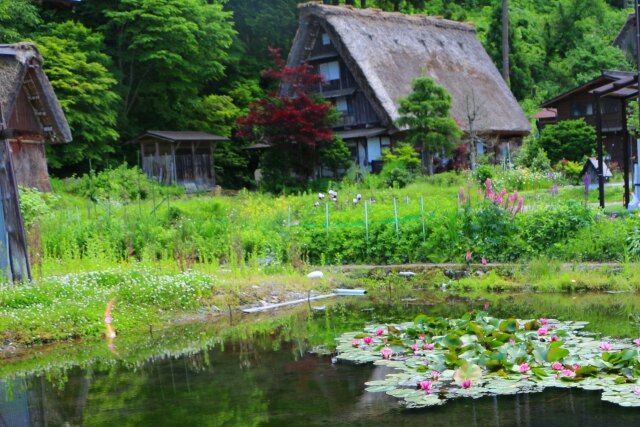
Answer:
[130, 131, 228, 191]
[581, 157, 612, 189]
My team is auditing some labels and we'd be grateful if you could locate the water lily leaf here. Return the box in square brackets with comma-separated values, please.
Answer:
[366, 385, 397, 392]
[499, 319, 519, 333]
[547, 347, 569, 362]
[530, 367, 548, 379]
[574, 366, 598, 378]
[453, 362, 482, 385]
[443, 334, 463, 348]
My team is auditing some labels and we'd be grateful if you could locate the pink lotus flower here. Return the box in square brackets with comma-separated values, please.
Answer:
[363, 336, 372, 345]
[462, 379, 472, 389]
[431, 371, 441, 380]
[537, 327, 548, 336]
[419, 380, 433, 391]
[552, 362, 563, 371]
[560, 369, 575, 378]
[519, 363, 530, 373]
[634, 338, 640, 347]
[423, 343, 434, 350]
[600, 342, 612, 351]
[381, 347, 393, 359]
[419, 335, 426, 341]
[351, 339, 361, 347]
[376, 329, 384, 336]
[551, 335, 559, 342]
[481, 257, 487, 265]
[411, 344, 420, 352]
[540, 318, 549, 325]
[572, 364, 580, 371]
[466, 251, 472, 262]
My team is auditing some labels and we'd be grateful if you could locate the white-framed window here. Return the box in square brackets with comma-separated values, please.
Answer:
[335, 96, 348, 113]
[321, 33, 331, 46]
[319, 61, 340, 81]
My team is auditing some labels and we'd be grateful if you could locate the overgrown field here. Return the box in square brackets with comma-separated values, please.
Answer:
[19, 167, 640, 277]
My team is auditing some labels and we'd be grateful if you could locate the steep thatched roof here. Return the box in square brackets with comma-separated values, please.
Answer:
[288, 3, 530, 136]
[0, 43, 72, 143]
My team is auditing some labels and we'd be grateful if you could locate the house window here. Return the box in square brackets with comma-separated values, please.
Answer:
[319, 61, 340, 81]
[335, 96, 348, 113]
[321, 33, 331, 46]
[601, 99, 619, 115]
[570, 102, 594, 118]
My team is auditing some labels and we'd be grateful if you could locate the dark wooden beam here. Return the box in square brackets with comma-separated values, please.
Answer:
[595, 94, 605, 208]
[623, 99, 631, 208]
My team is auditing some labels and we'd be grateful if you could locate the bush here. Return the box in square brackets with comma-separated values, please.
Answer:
[475, 165, 494, 187]
[381, 161, 413, 188]
[539, 119, 596, 163]
[557, 160, 583, 184]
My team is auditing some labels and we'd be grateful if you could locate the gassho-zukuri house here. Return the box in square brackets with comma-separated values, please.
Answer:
[0, 43, 72, 191]
[285, 3, 530, 173]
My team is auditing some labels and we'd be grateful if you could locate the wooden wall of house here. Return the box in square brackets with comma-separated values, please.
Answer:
[554, 91, 624, 132]
[8, 141, 51, 191]
[8, 88, 43, 135]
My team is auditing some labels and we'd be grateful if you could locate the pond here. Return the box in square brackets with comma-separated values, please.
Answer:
[1, 291, 640, 426]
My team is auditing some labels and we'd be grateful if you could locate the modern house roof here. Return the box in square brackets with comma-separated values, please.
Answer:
[0, 43, 72, 143]
[287, 3, 530, 136]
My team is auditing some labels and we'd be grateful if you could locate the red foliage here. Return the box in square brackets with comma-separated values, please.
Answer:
[236, 49, 334, 148]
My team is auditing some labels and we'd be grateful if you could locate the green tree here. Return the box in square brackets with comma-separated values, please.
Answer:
[319, 137, 351, 179]
[538, 119, 596, 163]
[0, 0, 40, 43]
[34, 21, 121, 172]
[381, 143, 421, 171]
[396, 77, 461, 175]
[103, 0, 235, 137]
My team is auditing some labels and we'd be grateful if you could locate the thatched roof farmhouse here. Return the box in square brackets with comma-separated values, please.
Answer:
[0, 43, 71, 191]
[286, 3, 529, 171]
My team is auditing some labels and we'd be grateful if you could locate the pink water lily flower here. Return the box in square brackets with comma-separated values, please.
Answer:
[540, 318, 549, 325]
[537, 327, 548, 336]
[560, 369, 575, 378]
[552, 362, 563, 371]
[419, 335, 426, 341]
[519, 363, 530, 373]
[572, 364, 580, 371]
[363, 336, 372, 345]
[351, 339, 361, 347]
[376, 329, 384, 336]
[465, 251, 472, 262]
[600, 342, 612, 351]
[551, 335, 559, 342]
[462, 379, 472, 389]
[411, 344, 420, 352]
[634, 387, 640, 396]
[419, 380, 433, 391]
[431, 371, 441, 380]
[481, 257, 487, 265]
[423, 343, 434, 350]
[634, 338, 640, 347]
[381, 347, 393, 359]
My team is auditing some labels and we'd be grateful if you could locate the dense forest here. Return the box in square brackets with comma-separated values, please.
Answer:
[0, 0, 635, 185]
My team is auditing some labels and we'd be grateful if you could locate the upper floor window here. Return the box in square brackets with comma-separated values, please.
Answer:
[321, 33, 331, 46]
[570, 102, 593, 118]
[335, 96, 348, 113]
[601, 99, 619, 115]
[319, 61, 340, 81]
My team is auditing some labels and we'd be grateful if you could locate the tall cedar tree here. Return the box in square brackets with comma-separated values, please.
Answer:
[236, 49, 335, 189]
[396, 77, 461, 175]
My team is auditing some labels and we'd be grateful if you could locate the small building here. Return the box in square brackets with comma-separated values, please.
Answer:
[285, 3, 530, 172]
[539, 71, 634, 167]
[581, 157, 612, 188]
[0, 43, 72, 191]
[130, 130, 228, 191]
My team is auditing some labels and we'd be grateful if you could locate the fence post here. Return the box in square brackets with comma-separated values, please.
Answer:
[325, 203, 330, 237]
[393, 197, 399, 240]
[364, 200, 369, 241]
[421, 195, 426, 242]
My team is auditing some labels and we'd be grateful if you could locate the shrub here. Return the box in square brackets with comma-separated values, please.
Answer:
[539, 119, 596, 163]
[475, 165, 494, 187]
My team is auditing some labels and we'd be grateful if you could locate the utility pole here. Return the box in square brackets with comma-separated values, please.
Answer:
[502, 0, 510, 85]
[635, 0, 640, 202]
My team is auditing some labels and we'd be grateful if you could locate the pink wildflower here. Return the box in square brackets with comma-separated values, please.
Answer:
[462, 379, 472, 389]
[459, 187, 466, 204]
[419, 380, 433, 391]
[423, 343, 434, 350]
[363, 336, 372, 345]
[537, 327, 548, 336]
[519, 363, 530, 373]
[481, 257, 487, 265]
[381, 347, 393, 359]
[514, 197, 523, 215]
[552, 362, 563, 371]
[486, 178, 493, 193]
[351, 339, 361, 347]
[600, 342, 612, 351]
[431, 371, 441, 380]
[466, 251, 472, 262]
[376, 329, 384, 336]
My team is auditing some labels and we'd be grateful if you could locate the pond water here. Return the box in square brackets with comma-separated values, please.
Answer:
[1, 292, 640, 426]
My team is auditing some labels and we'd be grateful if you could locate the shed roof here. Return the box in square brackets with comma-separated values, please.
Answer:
[582, 157, 612, 178]
[288, 3, 530, 136]
[0, 43, 72, 143]
[131, 130, 229, 144]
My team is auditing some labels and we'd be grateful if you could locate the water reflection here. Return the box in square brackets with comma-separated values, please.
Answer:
[1, 293, 640, 426]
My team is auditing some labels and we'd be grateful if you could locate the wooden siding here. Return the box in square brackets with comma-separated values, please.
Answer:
[7, 87, 42, 135]
[554, 92, 624, 132]
[140, 141, 215, 190]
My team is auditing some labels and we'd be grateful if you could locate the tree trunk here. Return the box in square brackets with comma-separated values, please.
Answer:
[361, 0, 367, 7]
[469, 137, 477, 173]
[427, 152, 435, 176]
[501, 0, 510, 85]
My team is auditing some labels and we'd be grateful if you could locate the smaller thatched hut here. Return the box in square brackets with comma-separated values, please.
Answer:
[0, 43, 72, 191]
[581, 157, 612, 189]
[130, 131, 228, 191]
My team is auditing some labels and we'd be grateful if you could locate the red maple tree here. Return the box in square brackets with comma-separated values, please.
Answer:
[236, 48, 336, 186]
